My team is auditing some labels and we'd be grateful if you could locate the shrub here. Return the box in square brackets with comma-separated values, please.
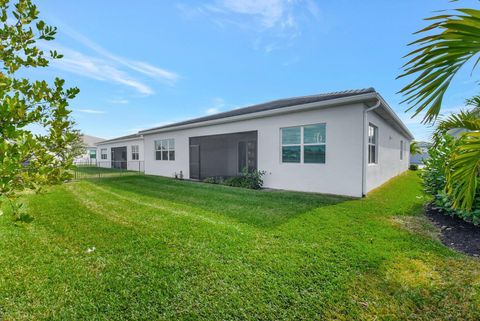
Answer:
[409, 164, 419, 171]
[423, 133, 480, 225]
[434, 191, 480, 225]
[221, 168, 266, 190]
[203, 177, 217, 184]
[422, 134, 455, 195]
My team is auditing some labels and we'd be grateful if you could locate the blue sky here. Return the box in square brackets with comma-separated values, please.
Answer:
[30, 0, 480, 141]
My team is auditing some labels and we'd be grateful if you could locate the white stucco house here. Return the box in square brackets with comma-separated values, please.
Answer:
[96, 134, 145, 172]
[74, 135, 104, 164]
[96, 88, 413, 197]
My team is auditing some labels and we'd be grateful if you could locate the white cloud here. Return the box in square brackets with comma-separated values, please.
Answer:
[205, 107, 220, 115]
[217, 0, 286, 28]
[110, 99, 129, 104]
[49, 45, 154, 95]
[75, 108, 106, 114]
[60, 27, 179, 85]
[205, 97, 226, 114]
[179, 0, 320, 50]
[42, 21, 179, 95]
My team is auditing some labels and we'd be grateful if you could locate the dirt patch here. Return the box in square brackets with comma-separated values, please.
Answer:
[425, 203, 480, 257]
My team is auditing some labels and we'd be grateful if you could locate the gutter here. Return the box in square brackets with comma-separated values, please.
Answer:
[362, 99, 381, 197]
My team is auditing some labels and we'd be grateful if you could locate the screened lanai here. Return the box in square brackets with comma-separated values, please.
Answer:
[189, 131, 257, 180]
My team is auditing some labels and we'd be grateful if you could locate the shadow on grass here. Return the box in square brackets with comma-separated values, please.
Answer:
[13, 213, 34, 224]
[86, 175, 351, 228]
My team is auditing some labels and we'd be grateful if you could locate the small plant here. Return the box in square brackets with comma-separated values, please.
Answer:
[221, 168, 266, 190]
[409, 164, 418, 171]
[434, 191, 480, 225]
[203, 177, 217, 184]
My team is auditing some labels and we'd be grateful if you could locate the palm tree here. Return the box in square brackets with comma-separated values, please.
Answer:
[398, 9, 480, 123]
[400, 8, 480, 210]
[432, 99, 480, 210]
[410, 141, 422, 156]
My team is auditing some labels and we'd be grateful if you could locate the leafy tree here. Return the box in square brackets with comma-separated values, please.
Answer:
[400, 6, 480, 211]
[70, 131, 87, 160]
[0, 0, 79, 218]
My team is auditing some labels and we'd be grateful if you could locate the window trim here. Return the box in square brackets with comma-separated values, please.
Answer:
[280, 122, 326, 164]
[154, 138, 175, 161]
[131, 145, 139, 161]
[100, 148, 108, 160]
[368, 123, 378, 165]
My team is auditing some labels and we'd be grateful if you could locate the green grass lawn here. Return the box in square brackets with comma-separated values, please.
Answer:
[73, 165, 141, 179]
[1, 172, 479, 320]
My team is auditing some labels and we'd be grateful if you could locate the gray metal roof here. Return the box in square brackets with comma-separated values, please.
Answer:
[81, 135, 105, 147]
[139, 88, 376, 133]
[96, 133, 142, 145]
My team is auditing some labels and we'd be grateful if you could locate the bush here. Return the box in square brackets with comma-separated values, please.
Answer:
[422, 134, 455, 195]
[434, 191, 480, 225]
[221, 168, 266, 190]
[423, 133, 480, 225]
[409, 164, 419, 171]
[203, 177, 218, 184]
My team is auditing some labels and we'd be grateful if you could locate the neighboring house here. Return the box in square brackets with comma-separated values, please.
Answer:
[96, 134, 145, 172]
[410, 141, 431, 165]
[98, 88, 413, 197]
[75, 135, 105, 163]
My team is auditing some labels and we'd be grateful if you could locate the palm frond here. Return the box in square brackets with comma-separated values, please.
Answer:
[434, 109, 480, 137]
[398, 9, 480, 123]
[410, 141, 422, 155]
[447, 131, 480, 210]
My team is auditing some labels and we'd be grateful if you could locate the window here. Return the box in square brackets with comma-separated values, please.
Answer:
[131, 145, 139, 160]
[281, 123, 326, 164]
[368, 124, 378, 164]
[281, 127, 301, 163]
[400, 140, 404, 160]
[155, 139, 175, 161]
[100, 148, 108, 160]
[89, 149, 96, 159]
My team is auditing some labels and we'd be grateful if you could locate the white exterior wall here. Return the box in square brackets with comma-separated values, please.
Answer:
[365, 110, 411, 193]
[143, 104, 366, 197]
[74, 147, 97, 164]
[96, 138, 145, 171]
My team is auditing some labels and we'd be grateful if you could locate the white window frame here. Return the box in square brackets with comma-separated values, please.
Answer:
[100, 148, 108, 160]
[400, 140, 404, 160]
[154, 139, 175, 161]
[280, 123, 326, 164]
[131, 145, 139, 160]
[368, 123, 378, 164]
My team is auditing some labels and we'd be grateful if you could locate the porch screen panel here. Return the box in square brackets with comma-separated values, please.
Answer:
[189, 131, 257, 180]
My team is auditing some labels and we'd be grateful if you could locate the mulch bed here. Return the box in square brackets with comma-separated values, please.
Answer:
[425, 203, 480, 257]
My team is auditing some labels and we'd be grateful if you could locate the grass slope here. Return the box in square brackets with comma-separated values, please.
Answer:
[0, 172, 479, 320]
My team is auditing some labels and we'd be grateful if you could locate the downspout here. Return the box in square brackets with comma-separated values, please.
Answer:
[362, 99, 381, 197]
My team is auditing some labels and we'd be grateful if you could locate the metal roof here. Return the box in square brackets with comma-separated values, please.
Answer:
[96, 133, 142, 145]
[81, 135, 105, 147]
[139, 88, 376, 133]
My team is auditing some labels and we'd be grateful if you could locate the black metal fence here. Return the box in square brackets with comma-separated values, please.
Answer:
[73, 161, 145, 179]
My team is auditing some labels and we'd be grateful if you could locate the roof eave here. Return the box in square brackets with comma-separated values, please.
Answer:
[375, 94, 415, 140]
[95, 135, 144, 146]
[140, 92, 378, 135]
